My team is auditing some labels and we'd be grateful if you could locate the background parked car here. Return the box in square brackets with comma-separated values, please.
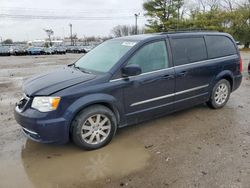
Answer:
[55, 46, 66, 54]
[0, 46, 11, 56]
[66, 46, 86, 53]
[44, 47, 55, 55]
[77, 46, 87, 53]
[12, 46, 28, 56]
[66, 46, 74, 53]
[27, 47, 45, 55]
[83, 45, 95, 53]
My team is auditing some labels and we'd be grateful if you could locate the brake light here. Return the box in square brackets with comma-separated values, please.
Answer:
[240, 57, 243, 73]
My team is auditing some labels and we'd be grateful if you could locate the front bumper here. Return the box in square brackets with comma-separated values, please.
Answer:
[14, 107, 69, 144]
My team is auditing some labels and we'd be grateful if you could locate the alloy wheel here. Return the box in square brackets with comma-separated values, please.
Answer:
[81, 114, 111, 145]
[214, 83, 229, 105]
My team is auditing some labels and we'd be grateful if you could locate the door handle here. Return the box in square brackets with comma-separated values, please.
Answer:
[141, 74, 175, 84]
[162, 74, 175, 80]
[176, 71, 187, 78]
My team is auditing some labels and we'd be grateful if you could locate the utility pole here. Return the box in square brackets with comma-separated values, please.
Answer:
[0, 36, 2, 45]
[134, 13, 140, 35]
[69, 23, 73, 46]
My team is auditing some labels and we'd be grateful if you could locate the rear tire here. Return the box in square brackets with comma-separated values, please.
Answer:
[71, 105, 117, 150]
[207, 79, 231, 109]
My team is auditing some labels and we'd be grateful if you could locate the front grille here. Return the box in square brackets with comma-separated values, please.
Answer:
[17, 94, 30, 111]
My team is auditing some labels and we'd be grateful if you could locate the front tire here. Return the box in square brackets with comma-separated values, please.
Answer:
[207, 79, 231, 109]
[71, 105, 117, 150]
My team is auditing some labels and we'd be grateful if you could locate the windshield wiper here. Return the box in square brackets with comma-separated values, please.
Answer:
[72, 64, 92, 74]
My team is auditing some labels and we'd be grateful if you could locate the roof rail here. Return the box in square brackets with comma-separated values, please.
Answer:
[159, 29, 218, 35]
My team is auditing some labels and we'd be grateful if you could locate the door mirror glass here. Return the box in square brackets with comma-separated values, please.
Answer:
[122, 64, 142, 77]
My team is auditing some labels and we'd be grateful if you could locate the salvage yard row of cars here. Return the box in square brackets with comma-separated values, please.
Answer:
[0, 45, 95, 56]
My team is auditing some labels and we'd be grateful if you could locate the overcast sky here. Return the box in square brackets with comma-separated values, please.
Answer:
[0, 0, 147, 41]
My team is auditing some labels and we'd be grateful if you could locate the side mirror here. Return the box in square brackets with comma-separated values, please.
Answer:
[122, 64, 142, 77]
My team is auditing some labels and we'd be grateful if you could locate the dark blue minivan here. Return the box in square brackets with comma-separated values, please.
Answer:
[14, 32, 242, 150]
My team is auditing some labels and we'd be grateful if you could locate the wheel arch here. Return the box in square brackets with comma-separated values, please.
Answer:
[214, 70, 234, 91]
[65, 93, 122, 134]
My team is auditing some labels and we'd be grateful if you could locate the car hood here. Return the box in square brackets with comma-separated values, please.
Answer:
[23, 66, 96, 96]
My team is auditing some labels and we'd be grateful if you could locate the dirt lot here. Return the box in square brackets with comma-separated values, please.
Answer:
[0, 52, 250, 188]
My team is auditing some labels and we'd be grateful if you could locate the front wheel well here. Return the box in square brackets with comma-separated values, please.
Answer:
[69, 102, 120, 134]
[97, 102, 120, 123]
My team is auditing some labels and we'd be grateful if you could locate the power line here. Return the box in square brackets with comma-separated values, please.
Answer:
[0, 7, 144, 14]
[0, 13, 145, 20]
[0, 7, 146, 21]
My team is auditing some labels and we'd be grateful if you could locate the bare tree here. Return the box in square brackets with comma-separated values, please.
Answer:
[220, 0, 234, 11]
[199, 0, 208, 12]
[72, 33, 78, 46]
[180, 0, 192, 18]
[112, 25, 123, 37]
[44, 29, 54, 47]
[194, 0, 221, 12]
[192, 0, 249, 12]
[112, 25, 144, 37]
[207, 0, 220, 10]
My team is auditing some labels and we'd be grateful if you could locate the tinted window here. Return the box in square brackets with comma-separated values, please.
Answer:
[171, 37, 207, 66]
[127, 41, 168, 73]
[206, 36, 237, 58]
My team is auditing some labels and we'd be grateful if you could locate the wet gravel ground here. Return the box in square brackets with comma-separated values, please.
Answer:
[0, 52, 250, 188]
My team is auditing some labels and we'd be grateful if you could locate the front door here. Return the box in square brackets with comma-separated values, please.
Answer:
[122, 40, 175, 124]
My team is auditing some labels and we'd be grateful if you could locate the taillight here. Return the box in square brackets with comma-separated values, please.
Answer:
[240, 57, 243, 73]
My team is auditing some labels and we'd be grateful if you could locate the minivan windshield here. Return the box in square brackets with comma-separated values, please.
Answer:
[74, 40, 136, 73]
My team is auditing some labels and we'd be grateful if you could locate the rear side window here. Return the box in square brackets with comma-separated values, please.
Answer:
[205, 36, 237, 59]
[171, 37, 207, 66]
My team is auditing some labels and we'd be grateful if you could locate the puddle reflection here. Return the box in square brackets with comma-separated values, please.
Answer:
[21, 134, 150, 188]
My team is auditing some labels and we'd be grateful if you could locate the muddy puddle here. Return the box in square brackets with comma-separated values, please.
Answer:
[0, 133, 150, 188]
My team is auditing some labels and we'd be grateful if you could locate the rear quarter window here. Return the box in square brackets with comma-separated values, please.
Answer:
[205, 35, 237, 59]
[171, 37, 207, 66]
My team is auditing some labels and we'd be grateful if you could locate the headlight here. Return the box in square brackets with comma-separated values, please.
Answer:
[31, 97, 61, 112]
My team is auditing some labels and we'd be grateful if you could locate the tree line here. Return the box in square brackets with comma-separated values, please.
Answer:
[143, 0, 250, 48]
[112, 0, 249, 48]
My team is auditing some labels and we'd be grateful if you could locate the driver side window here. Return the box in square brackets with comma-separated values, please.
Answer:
[127, 41, 169, 73]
